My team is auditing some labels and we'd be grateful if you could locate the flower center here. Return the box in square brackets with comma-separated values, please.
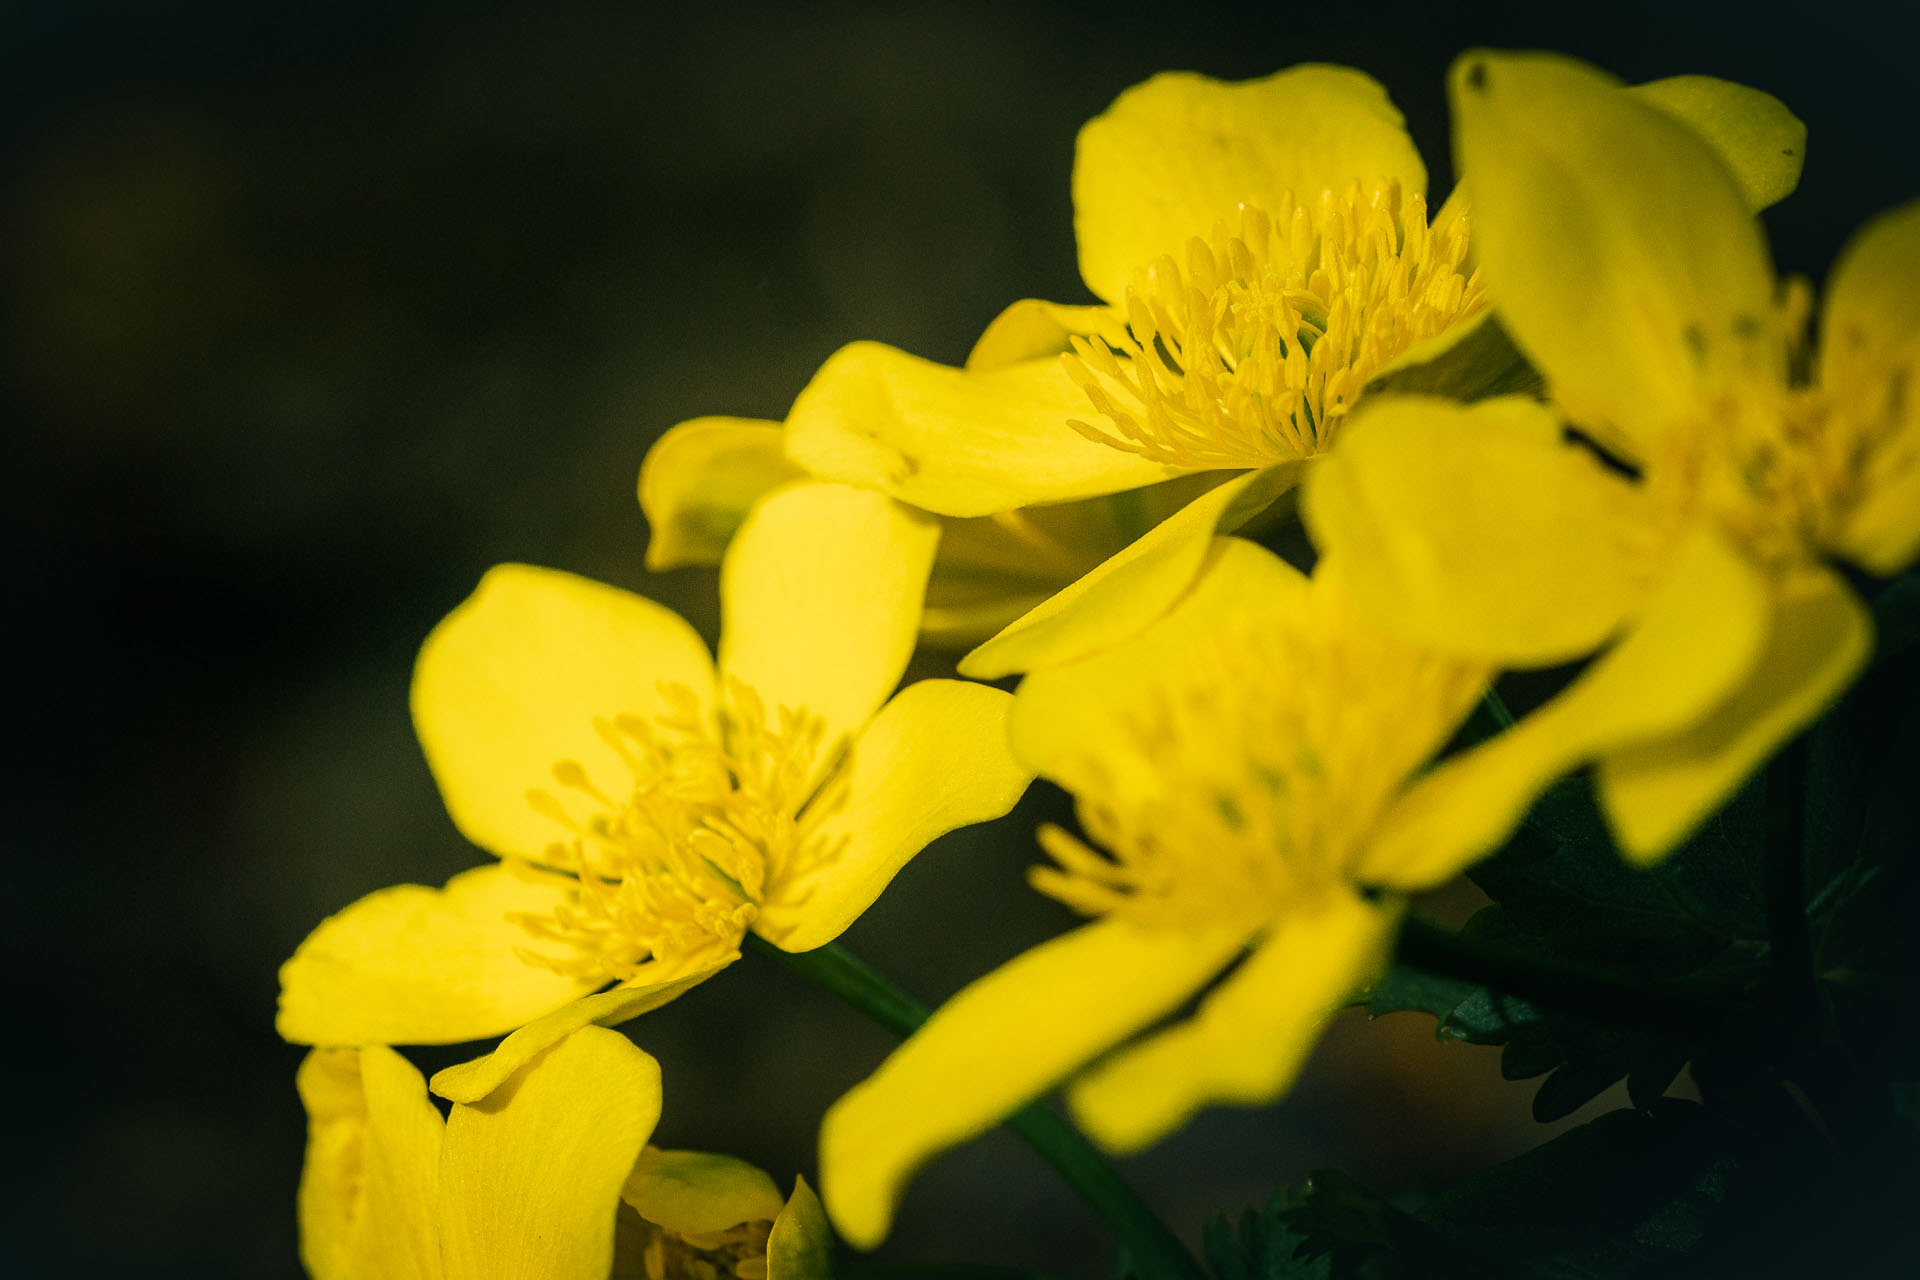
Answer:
[631, 1216, 773, 1280]
[1649, 283, 1903, 575]
[512, 680, 846, 983]
[1031, 596, 1485, 932]
[1066, 179, 1483, 469]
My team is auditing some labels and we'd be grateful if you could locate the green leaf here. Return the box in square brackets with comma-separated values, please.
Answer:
[1385, 776, 1768, 1119]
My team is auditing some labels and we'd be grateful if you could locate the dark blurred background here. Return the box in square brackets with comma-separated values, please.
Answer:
[5, 1, 1914, 1275]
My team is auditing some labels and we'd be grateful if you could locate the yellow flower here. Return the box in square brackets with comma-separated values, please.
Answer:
[297, 1028, 830, 1280]
[817, 539, 1492, 1249]
[640, 413, 1224, 646]
[277, 480, 1031, 1102]
[1303, 51, 1920, 868]
[664, 65, 1799, 675]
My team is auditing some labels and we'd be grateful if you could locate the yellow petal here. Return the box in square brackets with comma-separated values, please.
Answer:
[960, 466, 1297, 679]
[639, 417, 802, 571]
[766, 1178, 834, 1280]
[620, 1148, 785, 1235]
[413, 564, 716, 861]
[1361, 526, 1771, 888]
[296, 1047, 445, 1280]
[439, 1028, 663, 1280]
[1302, 396, 1655, 665]
[965, 298, 1128, 371]
[818, 918, 1249, 1250]
[1068, 891, 1398, 1153]
[1600, 567, 1873, 860]
[1074, 66, 1425, 305]
[1007, 538, 1303, 796]
[756, 680, 1032, 953]
[276, 864, 602, 1047]
[430, 964, 726, 1104]
[783, 341, 1181, 517]
[1819, 199, 1920, 575]
[1626, 76, 1806, 212]
[719, 482, 938, 752]
[1450, 51, 1778, 453]
[293, 1043, 443, 1280]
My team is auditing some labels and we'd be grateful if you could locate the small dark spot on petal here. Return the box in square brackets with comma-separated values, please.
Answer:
[1782, 148, 1796, 156]
[1682, 322, 1707, 360]
[1465, 62, 1488, 92]
[1733, 313, 1762, 339]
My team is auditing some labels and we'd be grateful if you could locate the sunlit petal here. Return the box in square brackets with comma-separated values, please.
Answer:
[1450, 51, 1778, 454]
[1068, 891, 1397, 1152]
[961, 467, 1296, 679]
[277, 864, 602, 1047]
[718, 481, 938, 751]
[430, 964, 726, 1104]
[818, 918, 1248, 1249]
[413, 564, 716, 861]
[1008, 538, 1305, 795]
[1075, 66, 1425, 305]
[784, 341, 1180, 517]
[1303, 396, 1656, 664]
[758, 680, 1031, 953]
[1362, 527, 1771, 886]
[438, 1028, 663, 1280]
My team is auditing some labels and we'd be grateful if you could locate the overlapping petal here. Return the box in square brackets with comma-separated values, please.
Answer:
[1450, 51, 1779, 456]
[1006, 537, 1305, 796]
[718, 480, 938, 753]
[1599, 567, 1873, 859]
[297, 1046, 444, 1280]
[430, 965, 726, 1104]
[1302, 396, 1658, 665]
[412, 564, 716, 861]
[639, 417, 802, 571]
[783, 341, 1180, 517]
[961, 468, 1296, 678]
[1624, 75, 1806, 213]
[757, 679, 1031, 953]
[437, 1028, 663, 1280]
[1361, 528, 1771, 888]
[818, 918, 1250, 1250]
[1821, 199, 1920, 574]
[277, 864, 604, 1047]
[1066, 889, 1397, 1153]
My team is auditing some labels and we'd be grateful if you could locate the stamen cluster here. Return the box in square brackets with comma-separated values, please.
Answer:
[1031, 601, 1485, 932]
[1067, 179, 1483, 469]
[515, 681, 846, 982]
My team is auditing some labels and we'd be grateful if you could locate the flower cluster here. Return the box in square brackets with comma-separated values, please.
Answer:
[280, 47, 1916, 1278]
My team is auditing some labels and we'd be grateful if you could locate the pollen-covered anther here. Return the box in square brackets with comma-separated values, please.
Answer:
[1066, 179, 1483, 469]
[511, 679, 844, 984]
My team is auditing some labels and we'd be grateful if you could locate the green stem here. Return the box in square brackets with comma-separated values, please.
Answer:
[747, 934, 1205, 1280]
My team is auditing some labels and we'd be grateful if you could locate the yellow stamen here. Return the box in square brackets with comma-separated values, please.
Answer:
[512, 679, 847, 983]
[1067, 179, 1483, 469]
[1031, 596, 1485, 932]
[1652, 284, 1907, 574]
